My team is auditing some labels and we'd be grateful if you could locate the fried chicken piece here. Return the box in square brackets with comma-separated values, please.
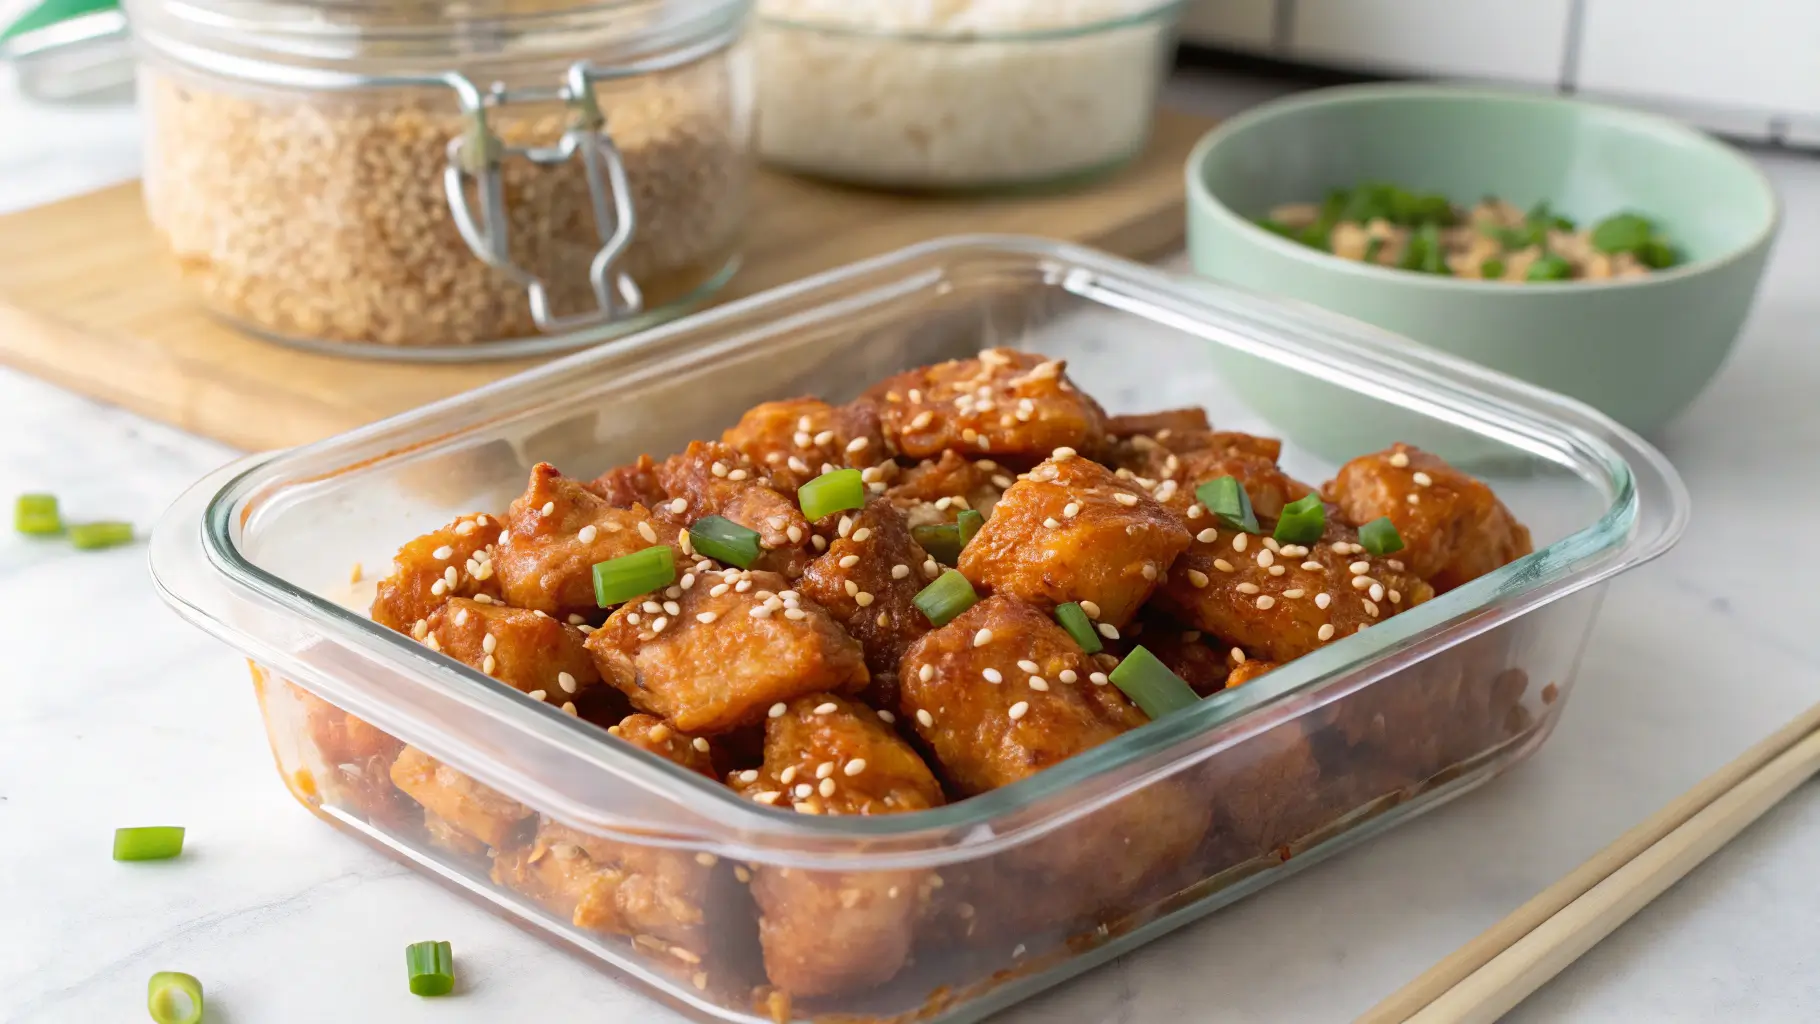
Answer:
[493, 463, 676, 620]
[1106, 407, 1212, 438]
[370, 511, 505, 633]
[423, 598, 601, 713]
[654, 441, 813, 578]
[1129, 611, 1232, 697]
[885, 451, 1013, 527]
[287, 683, 413, 830]
[389, 745, 533, 850]
[865, 348, 1108, 461]
[1111, 429, 1314, 522]
[796, 498, 934, 712]
[958, 454, 1190, 630]
[719, 398, 893, 497]
[585, 455, 667, 509]
[1325, 444, 1533, 593]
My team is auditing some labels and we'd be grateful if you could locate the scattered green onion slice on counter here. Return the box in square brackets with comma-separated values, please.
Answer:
[798, 468, 865, 522]
[913, 570, 978, 627]
[15, 493, 61, 535]
[1108, 646, 1200, 720]
[114, 826, 185, 861]
[592, 545, 676, 607]
[911, 523, 963, 567]
[1195, 476, 1258, 534]
[688, 515, 761, 569]
[405, 940, 455, 997]
[1479, 257, 1506, 280]
[69, 520, 133, 550]
[147, 971, 204, 1024]
[1358, 517, 1406, 556]
[1054, 602, 1103, 654]
[955, 509, 985, 548]
[1272, 494, 1326, 545]
[1526, 253, 1573, 282]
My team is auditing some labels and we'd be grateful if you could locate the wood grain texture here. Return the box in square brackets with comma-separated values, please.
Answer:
[0, 110, 1213, 452]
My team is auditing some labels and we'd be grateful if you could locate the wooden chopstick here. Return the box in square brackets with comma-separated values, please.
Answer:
[1360, 700, 1820, 1024]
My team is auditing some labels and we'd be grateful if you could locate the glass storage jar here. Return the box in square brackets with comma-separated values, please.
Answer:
[127, 0, 754, 359]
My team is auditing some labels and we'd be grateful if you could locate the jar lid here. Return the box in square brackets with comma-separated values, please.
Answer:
[126, 0, 749, 80]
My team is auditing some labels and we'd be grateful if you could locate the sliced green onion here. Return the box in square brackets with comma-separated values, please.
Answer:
[114, 826, 185, 861]
[593, 545, 676, 607]
[1195, 476, 1258, 534]
[1108, 646, 1201, 719]
[1362, 237, 1386, 263]
[1054, 602, 1103, 654]
[1359, 516, 1406, 556]
[1590, 212, 1654, 254]
[913, 570, 977, 627]
[406, 940, 455, 997]
[798, 468, 864, 522]
[955, 509, 985, 548]
[1479, 257, 1506, 280]
[69, 520, 133, 550]
[1526, 253, 1572, 281]
[1273, 494, 1326, 545]
[148, 971, 204, 1024]
[911, 523, 963, 567]
[689, 515, 761, 569]
[1638, 239, 1679, 269]
[15, 493, 61, 536]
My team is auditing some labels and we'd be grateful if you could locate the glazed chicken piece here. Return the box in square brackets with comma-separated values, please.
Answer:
[1106, 406, 1212, 439]
[389, 745, 533, 850]
[287, 683, 415, 831]
[1155, 520, 1434, 664]
[654, 440, 812, 578]
[730, 694, 943, 997]
[865, 348, 1109, 461]
[884, 450, 1013, 527]
[493, 463, 676, 621]
[959, 454, 1190, 630]
[492, 713, 723, 964]
[422, 597, 602, 716]
[1197, 717, 1329, 864]
[901, 597, 1210, 928]
[796, 498, 935, 712]
[1111, 428, 1315, 522]
[370, 511, 505, 633]
[719, 398, 893, 497]
[585, 454, 667, 509]
[586, 567, 869, 734]
[1326, 444, 1534, 593]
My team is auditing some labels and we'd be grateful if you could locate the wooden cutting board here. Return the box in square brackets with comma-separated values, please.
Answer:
[0, 109, 1211, 452]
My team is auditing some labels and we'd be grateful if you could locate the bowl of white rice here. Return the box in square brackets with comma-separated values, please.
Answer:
[755, 0, 1185, 191]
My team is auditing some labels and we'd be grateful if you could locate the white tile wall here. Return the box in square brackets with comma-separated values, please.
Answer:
[1177, 0, 1278, 51]
[1287, 0, 1574, 85]
[1576, 0, 1820, 117]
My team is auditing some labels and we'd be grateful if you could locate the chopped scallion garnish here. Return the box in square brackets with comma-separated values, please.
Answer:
[689, 515, 761, 569]
[147, 971, 204, 1024]
[114, 826, 185, 861]
[956, 509, 985, 548]
[1358, 517, 1405, 556]
[15, 493, 61, 536]
[913, 569, 978, 627]
[1195, 476, 1258, 534]
[1273, 494, 1326, 545]
[593, 545, 676, 607]
[798, 468, 865, 522]
[1108, 646, 1201, 719]
[69, 520, 133, 550]
[406, 940, 455, 997]
[1054, 602, 1103, 654]
[911, 523, 963, 567]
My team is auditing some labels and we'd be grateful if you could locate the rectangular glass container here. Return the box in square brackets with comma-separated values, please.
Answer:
[150, 236, 1686, 1023]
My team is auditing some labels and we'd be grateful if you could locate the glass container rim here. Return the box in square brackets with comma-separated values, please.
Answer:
[757, 0, 1184, 44]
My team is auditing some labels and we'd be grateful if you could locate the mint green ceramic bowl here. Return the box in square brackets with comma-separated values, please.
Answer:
[1186, 84, 1778, 460]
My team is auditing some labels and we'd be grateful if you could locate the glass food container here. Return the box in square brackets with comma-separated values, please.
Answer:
[125, 0, 754, 359]
[151, 237, 1686, 1023]
[754, 1, 1184, 191]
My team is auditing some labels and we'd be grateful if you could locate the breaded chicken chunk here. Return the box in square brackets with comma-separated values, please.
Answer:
[422, 597, 601, 713]
[959, 454, 1190, 630]
[865, 348, 1108, 461]
[796, 498, 934, 711]
[585, 455, 667, 509]
[389, 745, 532, 850]
[885, 451, 1013, 527]
[729, 694, 942, 997]
[1111, 429, 1314, 522]
[1106, 406, 1212, 439]
[1326, 444, 1533, 592]
[586, 568, 869, 734]
[655, 441, 812, 578]
[720, 398, 893, 497]
[370, 511, 505, 633]
[494, 464, 676, 620]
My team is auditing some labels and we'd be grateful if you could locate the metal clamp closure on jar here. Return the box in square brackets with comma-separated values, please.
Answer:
[444, 62, 643, 334]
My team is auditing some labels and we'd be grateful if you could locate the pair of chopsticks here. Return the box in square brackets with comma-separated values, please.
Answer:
[1360, 700, 1820, 1024]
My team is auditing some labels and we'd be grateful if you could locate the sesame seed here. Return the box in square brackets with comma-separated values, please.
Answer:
[1363, 599, 1380, 618]
[709, 583, 730, 597]
[425, 634, 441, 652]
[856, 592, 876, 607]
[527, 688, 546, 701]
[735, 579, 752, 593]
[498, 530, 510, 545]
[1349, 560, 1371, 575]
[754, 791, 781, 805]
[1089, 671, 1109, 685]
[1059, 669, 1078, 684]
[1389, 451, 1410, 468]
[481, 633, 496, 653]
[1257, 549, 1275, 568]
[1080, 601, 1101, 619]
[533, 609, 549, 618]
[816, 761, 835, 779]
[1389, 589, 1402, 604]
[818, 778, 837, 798]
[1283, 588, 1305, 599]
[844, 580, 860, 597]
[1186, 504, 1204, 520]
[1232, 534, 1249, 553]
[780, 766, 797, 783]
[812, 535, 829, 551]
[892, 563, 911, 579]
[917, 709, 935, 728]
[845, 759, 867, 776]
[846, 437, 870, 454]
[1052, 446, 1077, 462]
[540, 501, 555, 516]
[1043, 517, 1061, 529]
[689, 737, 711, 754]
[1263, 537, 1281, 553]
[663, 600, 681, 616]
[814, 702, 837, 715]
[1008, 701, 1030, 720]
[749, 606, 772, 619]
[923, 559, 940, 578]
[1407, 494, 1421, 505]
[1237, 582, 1260, 594]
[1388, 559, 1406, 571]
[1062, 502, 1081, 519]
[1214, 559, 1236, 573]
[412, 620, 428, 639]
[554, 671, 577, 694]
[1302, 561, 1324, 571]
[838, 554, 859, 568]
[1318, 623, 1336, 641]
[432, 545, 454, 561]
[1369, 582, 1385, 602]
[983, 668, 1003, 683]
[1196, 528, 1218, 544]
[787, 607, 809, 620]
[909, 411, 935, 430]
[444, 566, 459, 585]
[769, 702, 787, 718]
[1268, 565, 1286, 576]
[637, 521, 658, 543]
[1097, 622, 1119, 640]
[1255, 595, 1275, 610]
[794, 783, 814, 799]
[453, 607, 470, 627]
[837, 515, 853, 538]
[1412, 471, 1433, 487]
[878, 709, 896, 724]
[973, 629, 993, 647]
[1113, 492, 1139, 507]
[993, 474, 1015, 489]
[643, 600, 663, 614]
[473, 594, 493, 605]
[934, 497, 953, 512]
[1352, 576, 1373, 591]
[561, 702, 577, 715]
[1017, 659, 1039, 673]
[815, 430, 836, 446]
[652, 617, 669, 633]
[1029, 677, 1049, 691]
[568, 613, 587, 625]
[456, 521, 476, 536]
[788, 456, 810, 474]
[851, 527, 872, 543]
[1315, 593, 1332, 609]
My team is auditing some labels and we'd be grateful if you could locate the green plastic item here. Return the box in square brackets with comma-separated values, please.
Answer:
[1, 0, 117, 43]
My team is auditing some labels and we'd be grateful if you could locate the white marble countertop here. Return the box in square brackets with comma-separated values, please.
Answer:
[5, 66, 1820, 1023]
